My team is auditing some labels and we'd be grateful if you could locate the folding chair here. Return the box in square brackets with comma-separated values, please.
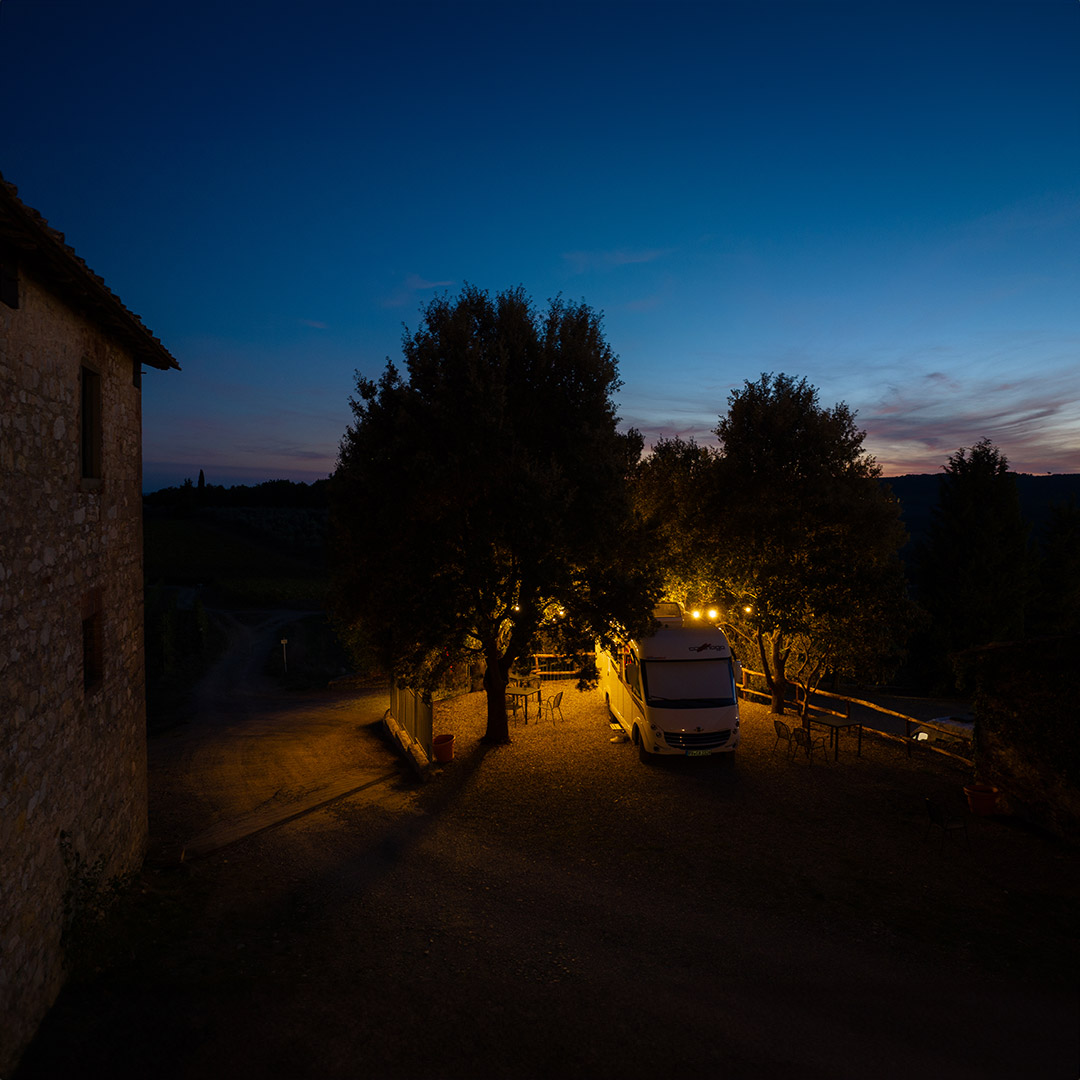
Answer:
[924, 798, 968, 843]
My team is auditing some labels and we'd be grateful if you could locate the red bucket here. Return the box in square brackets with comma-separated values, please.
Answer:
[433, 733, 454, 763]
[963, 782, 999, 816]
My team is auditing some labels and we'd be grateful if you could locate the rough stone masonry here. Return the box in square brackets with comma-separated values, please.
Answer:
[0, 175, 177, 1074]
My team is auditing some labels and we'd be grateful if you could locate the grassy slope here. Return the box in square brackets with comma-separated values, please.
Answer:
[144, 514, 327, 608]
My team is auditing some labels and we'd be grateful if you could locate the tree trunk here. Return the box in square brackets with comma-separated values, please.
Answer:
[769, 633, 788, 715]
[770, 684, 786, 714]
[481, 651, 511, 744]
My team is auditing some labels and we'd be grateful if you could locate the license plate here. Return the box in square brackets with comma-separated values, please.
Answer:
[686, 749, 710, 757]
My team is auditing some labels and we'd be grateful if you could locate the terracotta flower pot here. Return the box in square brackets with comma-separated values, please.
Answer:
[433, 733, 455, 763]
[963, 782, 999, 816]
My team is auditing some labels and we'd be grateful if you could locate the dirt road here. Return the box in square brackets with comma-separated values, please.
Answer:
[146, 609, 406, 858]
[15, 621, 1080, 1080]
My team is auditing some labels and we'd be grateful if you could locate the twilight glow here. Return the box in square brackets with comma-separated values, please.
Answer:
[2, 0, 1077, 488]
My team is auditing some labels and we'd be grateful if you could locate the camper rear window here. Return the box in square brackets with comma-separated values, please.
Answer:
[641, 659, 736, 708]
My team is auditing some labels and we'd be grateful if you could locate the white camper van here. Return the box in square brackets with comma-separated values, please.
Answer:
[598, 605, 741, 760]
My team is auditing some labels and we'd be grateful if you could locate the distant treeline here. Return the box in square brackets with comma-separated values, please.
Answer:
[884, 472, 1080, 550]
[143, 472, 1079, 540]
[144, 476, 330, 510]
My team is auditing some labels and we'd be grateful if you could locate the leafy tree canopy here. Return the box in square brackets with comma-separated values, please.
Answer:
[710, 373, 918, 714]
[917, 438, 1033, 665]
[331, 285, 659, 743]
[631, 436, 721, 609]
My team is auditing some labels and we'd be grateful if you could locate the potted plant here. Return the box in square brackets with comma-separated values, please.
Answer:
[963, 779, 1000, 816]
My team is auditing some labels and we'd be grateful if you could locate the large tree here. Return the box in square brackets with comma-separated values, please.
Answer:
[630, 435, 721, 608]
[1033, 499, 1080, 637]
[331, 285, 658, 744]
[710, 373, 917, 715]
[915, 438, 1033, 685]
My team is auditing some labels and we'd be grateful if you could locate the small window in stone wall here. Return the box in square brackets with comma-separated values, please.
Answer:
[80, 365, 102, 479]
[82, 592, 104, 692]
[0, 248, 17, 308]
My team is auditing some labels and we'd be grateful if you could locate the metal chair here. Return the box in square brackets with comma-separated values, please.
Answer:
[507, 679, 530, 721]
[791, 725, 829, 763]
[541, 690, 564, 725]
[924, 798, 968, 843]
[507, 691, 522, 720]
[772, 719, 795, 755]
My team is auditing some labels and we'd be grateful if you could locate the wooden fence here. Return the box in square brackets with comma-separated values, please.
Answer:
[523, 653, 587, 681]
[386, 682, 433, 774]
[739, 667, 974, 766]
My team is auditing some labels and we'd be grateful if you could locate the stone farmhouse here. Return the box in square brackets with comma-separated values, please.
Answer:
[0, 173, 178, 1073]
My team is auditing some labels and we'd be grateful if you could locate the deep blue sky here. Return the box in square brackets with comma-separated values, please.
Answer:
[3, 0, 1078, 489]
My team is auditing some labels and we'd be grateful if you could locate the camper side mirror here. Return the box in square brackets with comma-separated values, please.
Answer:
[733, 659, 743, 685]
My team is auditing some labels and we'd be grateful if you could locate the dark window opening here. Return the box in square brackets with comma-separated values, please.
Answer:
[0, 248, 17, 309]
[80, 366, 102, 479]
[82, 609, 103, 692]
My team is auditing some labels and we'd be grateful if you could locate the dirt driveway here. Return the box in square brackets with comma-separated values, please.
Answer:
[16, 643, 1080, 1079]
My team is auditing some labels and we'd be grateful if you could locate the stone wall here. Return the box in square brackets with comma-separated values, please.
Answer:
[0, 268, 149, 1073]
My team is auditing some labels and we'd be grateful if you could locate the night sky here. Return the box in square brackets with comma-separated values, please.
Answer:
[3, 0, 1078, 489]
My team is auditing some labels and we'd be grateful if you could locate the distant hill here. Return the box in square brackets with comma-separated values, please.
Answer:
[883, 473, 1080, 551]
[143, 478, 331, 607]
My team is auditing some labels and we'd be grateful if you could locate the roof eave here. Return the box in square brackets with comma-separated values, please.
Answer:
[0, 172, 180, 372]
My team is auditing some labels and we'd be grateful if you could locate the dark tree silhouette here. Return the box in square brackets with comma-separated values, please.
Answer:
[1033, 499, 1080, 636]
[331, 285, 658, 743]
[710, 373, 917, 715]
[631, 436, 721, 609]
[916, 438, 1033, 682]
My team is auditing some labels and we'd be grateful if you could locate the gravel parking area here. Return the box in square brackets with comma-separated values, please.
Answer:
[17, 680, 1080, 1080]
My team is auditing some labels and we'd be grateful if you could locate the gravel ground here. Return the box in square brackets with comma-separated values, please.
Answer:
[16, 681, 1080, 1080]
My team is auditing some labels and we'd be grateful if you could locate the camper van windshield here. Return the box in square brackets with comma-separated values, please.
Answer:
[641, 659, 736, 708]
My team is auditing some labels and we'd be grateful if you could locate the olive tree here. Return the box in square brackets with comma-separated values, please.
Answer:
[331, 285, 658, 744]
[711, 373, 917, 715]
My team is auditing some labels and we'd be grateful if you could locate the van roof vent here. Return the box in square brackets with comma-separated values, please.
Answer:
[652, 602, 684, 626]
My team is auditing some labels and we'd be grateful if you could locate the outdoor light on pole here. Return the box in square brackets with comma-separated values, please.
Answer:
[281, 638, 288, 672]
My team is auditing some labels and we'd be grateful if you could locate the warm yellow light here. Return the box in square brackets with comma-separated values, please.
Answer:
[691, 609, 702, 619]
[743, 605, 752, 614]
[707, 608, 718, 620]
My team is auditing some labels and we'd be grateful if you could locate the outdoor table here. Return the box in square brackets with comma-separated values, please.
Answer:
[809, 715, 863, 761]
[507, 682, 542, 722]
